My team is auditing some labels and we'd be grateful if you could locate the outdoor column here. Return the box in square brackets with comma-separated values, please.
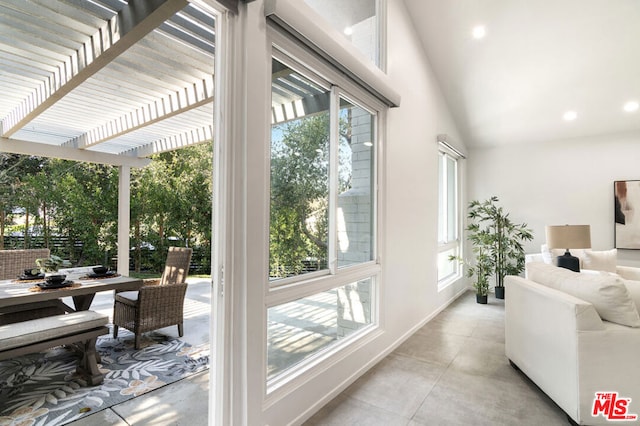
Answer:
[117, 165, 131, 276]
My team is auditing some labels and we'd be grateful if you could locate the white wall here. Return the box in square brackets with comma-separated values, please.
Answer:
[384, 1, 468, 329]
[468, 130, 640, 268]
[235, 1, 470, 425]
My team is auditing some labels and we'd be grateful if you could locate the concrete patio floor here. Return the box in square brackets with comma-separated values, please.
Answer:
[65, 277, 212, 426]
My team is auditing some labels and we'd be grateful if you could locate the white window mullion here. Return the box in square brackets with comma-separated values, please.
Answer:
[328, 86, 340, 275]
[437, 147, 462, 286]
[441, 154, 449, 243]
[453, 157, 459, 242]
[372, 110, 380, 263]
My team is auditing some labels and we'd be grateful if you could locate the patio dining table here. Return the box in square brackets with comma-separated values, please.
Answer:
[0, 274, 143, 315]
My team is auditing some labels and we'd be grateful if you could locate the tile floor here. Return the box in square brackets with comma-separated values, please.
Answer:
[304, 291, 569, 426]
[68, 288, 570, 425]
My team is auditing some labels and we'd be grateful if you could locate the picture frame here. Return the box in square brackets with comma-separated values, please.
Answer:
[614, 180, 640, 249]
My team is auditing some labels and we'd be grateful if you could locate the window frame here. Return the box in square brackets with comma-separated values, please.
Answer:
[302, 0, 386, 70]
[265, 28, 387, 395]
[437, 146, 462, 288]
[268, 44, 381, 290]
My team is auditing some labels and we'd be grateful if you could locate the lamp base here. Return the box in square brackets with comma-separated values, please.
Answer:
[557, 250, 580, 272]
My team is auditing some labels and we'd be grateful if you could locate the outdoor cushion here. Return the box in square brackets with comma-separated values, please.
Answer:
[0, 311, 108, 351]
[115, 291, 139, 304]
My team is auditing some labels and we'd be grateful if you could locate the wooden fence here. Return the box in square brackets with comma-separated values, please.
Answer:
[0, 235, 211, 275]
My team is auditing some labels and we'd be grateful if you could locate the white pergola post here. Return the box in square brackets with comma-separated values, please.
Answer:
[118, 166, 131, 276]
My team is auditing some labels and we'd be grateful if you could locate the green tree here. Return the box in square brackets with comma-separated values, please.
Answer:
[2, 144, 213, 274]
[269, 114, 331, 278]
[131, 143, 213, 272]
[268, 110, 358, 279]
[38, 160, 119, 265]
[0, 154, 20, 249]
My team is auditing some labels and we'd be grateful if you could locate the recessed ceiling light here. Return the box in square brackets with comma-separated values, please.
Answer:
[364, 141, 373, 147]
[563, 110, 577, 121]
[344, 27, 353, 36]
[623, 101, 639, 112]
[472, 26, 486, 39]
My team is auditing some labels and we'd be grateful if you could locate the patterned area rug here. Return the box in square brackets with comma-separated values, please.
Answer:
[0, 328, 209, 426]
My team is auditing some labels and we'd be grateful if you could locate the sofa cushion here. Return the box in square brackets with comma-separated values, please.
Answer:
[541, 246, 618, 273]
[623, 279, 640, 315]
[526, 262, 640, 327]
[582, 249, 617, 273]
[527, 261, 574, 288]
[580, 269, 620, 278]
[540, 244, 554, 265]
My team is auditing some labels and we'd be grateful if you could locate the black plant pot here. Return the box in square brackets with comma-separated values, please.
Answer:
[476, 294, 488, 304]
[495, 286, 505, 299]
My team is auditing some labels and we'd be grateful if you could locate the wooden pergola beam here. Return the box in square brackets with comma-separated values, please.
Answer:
[63, 76, 214, 149]
[0, 137, 150, 168]
[1, 0, 189, 138]
[130, 125, 214, 157]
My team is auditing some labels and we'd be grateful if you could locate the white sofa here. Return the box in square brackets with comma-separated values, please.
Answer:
[506, 261, 640, 425]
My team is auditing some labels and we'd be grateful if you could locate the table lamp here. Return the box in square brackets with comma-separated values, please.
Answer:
[545, 225, 591, 272]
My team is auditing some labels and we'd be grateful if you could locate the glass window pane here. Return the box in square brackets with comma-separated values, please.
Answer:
[270, 59, 331, 280]
[438, 153, 445, 243]
[438, 247, 458, 282]
[303, 0, 380, 67]
[338, 97, 374, 268]
[446, 156, 457, 241]
[267, 278, 373, 379]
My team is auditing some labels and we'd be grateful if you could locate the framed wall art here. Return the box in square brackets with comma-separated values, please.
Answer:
[615, 180, 640, 249]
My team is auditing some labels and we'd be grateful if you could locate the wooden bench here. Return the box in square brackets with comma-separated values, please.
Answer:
[0, 311, 109, 385]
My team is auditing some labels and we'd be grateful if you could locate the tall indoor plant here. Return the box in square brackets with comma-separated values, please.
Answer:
[466, 197, 533, 299]
[450, 221, 494, 303]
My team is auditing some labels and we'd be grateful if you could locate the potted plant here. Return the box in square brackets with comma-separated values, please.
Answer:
[466, 197, 533, 299]
[34, 254, 71, 274]
[450, 228, 493, 304]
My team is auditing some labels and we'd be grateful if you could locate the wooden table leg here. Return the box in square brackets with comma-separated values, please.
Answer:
[72, 294, 96, 311]
[76, 336, 104, 385]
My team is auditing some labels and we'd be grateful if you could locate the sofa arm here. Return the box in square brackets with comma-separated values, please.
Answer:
[617, 265, 640, 281]
[505, 276, 603, 421]
[577, 325, 640, 425]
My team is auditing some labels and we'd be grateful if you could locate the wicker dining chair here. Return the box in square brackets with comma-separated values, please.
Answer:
[0, 248, 50, 280]
[0, 248, 69, 325]
[113, 246, 193, 349]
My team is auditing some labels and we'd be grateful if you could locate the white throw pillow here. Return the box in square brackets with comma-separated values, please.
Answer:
[540, 244, 554, 265]
[558, 274, 640, 327]
[623, 279, 640, 314]
[527, 261, 575, 289]
[526, 262, 640, 327]
[582, 249, 617, 273]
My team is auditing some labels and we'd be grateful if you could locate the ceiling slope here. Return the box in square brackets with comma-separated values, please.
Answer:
[403, 0, 640, 147]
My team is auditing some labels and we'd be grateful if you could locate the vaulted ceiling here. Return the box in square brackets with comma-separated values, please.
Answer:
[404, 0, 640, 147]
